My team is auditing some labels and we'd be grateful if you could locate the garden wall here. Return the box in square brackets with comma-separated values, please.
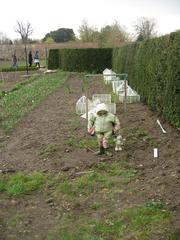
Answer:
[0, 42, 98, 61]
[112, 31, 180, 128]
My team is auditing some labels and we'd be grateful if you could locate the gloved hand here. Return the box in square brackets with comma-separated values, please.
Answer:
[113, 125, 120, 134]
[88, 128, 95, 136]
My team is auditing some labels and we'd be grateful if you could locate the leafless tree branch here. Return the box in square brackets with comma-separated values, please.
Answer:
[15, 21, 33, 42]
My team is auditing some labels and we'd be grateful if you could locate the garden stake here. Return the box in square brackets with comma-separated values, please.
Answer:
[157, 119, 167, 133]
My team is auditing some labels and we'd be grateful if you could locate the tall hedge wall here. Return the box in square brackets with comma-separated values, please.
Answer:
[48, 48, 113, 73]
[112, 31, 180, 129]
[48, 49, 59, 69]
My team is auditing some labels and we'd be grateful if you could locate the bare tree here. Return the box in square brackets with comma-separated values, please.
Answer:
[100, 21, 129, 47]
[78, 20, 129, 47]
[0, 32, 12, 44]
[134, 17, 157, 41]
[15, 21, 33, 74]
[78, 20, 100, 43]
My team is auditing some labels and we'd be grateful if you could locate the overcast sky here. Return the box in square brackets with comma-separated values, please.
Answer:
[0, 0, 180, 40]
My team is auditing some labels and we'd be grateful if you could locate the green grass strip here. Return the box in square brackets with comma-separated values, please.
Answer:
[0, 66, 38, 72]
[0, 71, 69, 134]
[0, 172, 45, 196]
[57, 162, 137, 200]
[0, 73, 41, 99]
[47, 202, 170, 240]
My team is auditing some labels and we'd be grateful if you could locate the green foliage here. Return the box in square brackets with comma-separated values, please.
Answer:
[47, 201, 170, 240]
[69, 119, 81, 130]
[111, 91, 119, 103]
[48, 49, 60, 69]
[65, 137, 97, 149]
[78, 20, 100, 43]
[63, 83, 72, 94]
[0, 143, 6, 152]
[44, 36, 55, 43]
[169, 232, 180, 240]
[43, 28, 75, 43]
[0, 172, 45, 196]
[48, 48, 113, 73]
[57, 162, 137, 200]
[121, 203, 170, 238]
[145, 201, 164, 210]
[65, 134, 117, 151]
[39, 144, 59, 157]
[99, 21, 129, 47]
[0, 71, 69, 134]
[0, 74, 40, 99]
[9, 214, 24, 227]
[47, 161, 172, 239]
[112, 31, 180, 129]
[78, 20, 129, 47]
[93, 162, 137, 182]
[0, 66, 37, 72]
[125, 127, 161, 148]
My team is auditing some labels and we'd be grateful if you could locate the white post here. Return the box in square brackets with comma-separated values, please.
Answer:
[124, 80, 127, 112]
[154, 148, 158, 158]
[86, 94, 88, 122]
[85, 76, 88, 123]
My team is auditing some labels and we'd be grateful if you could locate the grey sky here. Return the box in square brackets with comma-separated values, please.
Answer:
[0, 0, 179, 39]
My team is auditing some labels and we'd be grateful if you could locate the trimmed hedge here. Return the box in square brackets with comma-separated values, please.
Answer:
[0, 66, 37, 72]
[48, 48, 113, 73]
[112, 31, 180, 129]
[48, 49, 59, 70]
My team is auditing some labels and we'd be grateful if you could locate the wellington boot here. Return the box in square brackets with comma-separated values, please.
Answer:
[104, 149, 113, 157]
[95, 146, 105, 155]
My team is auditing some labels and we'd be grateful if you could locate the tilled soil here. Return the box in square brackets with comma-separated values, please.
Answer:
[0, 70, 43, 92]
[0, 73, 179, 239]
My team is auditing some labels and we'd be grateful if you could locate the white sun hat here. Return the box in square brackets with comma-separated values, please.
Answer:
[96, 103, 108, 114]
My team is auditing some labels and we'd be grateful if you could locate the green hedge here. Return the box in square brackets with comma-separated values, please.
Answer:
[48, 48, 113, 73]
[0, 66, 37, 72]
[48, 49, 59, 70]
[112, 31, 180, 129]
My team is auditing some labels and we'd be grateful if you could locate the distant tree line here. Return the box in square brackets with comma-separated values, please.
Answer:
[0, 31, 41, 45]
[77, 20, 130, 47]
[0, 32, 13, 44]
[43, 28, 75, 43]
[42, 18, 159, 46]
[1, 17, 174, 46]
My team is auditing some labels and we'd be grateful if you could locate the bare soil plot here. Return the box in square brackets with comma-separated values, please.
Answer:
[0, 71, 41, 92]
[0, 73, 179, 239]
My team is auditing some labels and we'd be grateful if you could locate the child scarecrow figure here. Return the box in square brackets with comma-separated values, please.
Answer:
[88, 103, 120, 156]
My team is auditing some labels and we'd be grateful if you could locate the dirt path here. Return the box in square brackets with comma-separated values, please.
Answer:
[0, 74, 180, 239]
